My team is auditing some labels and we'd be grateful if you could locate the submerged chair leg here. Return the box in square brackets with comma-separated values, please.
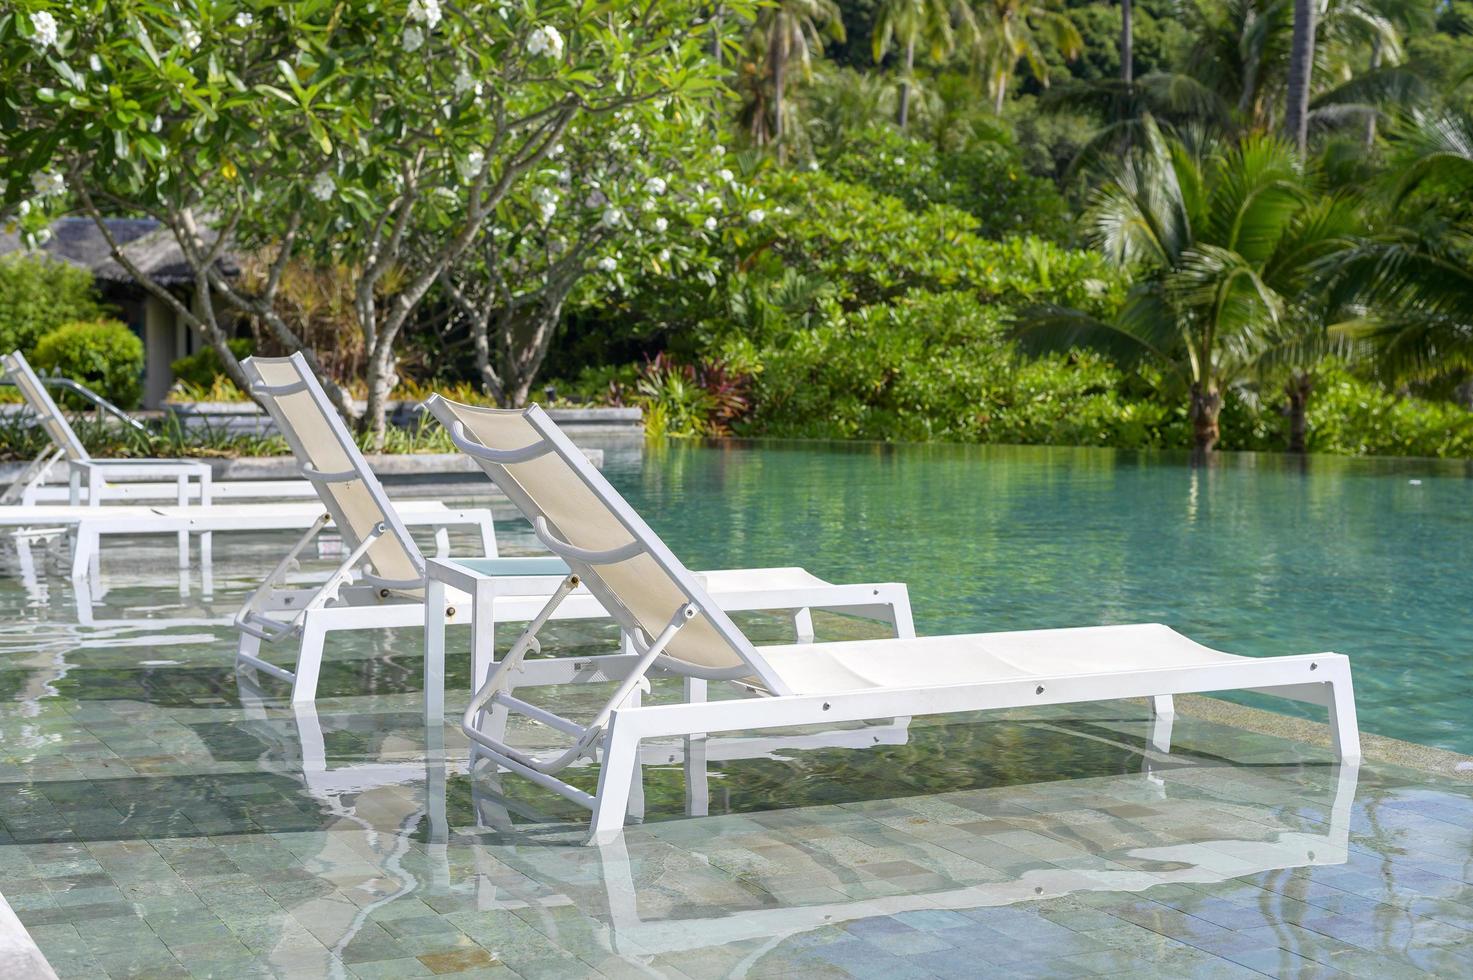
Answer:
[291, 614, 330, 704]
[589, 715, 642, 845]
[792, 607, 814, 642]
[1149, 695, 1175, 753]
[1328, 672, 1361, 765]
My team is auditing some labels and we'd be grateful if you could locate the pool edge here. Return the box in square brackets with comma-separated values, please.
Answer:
[1176, 693, 1473, 782]
[0, 887, 57, 980]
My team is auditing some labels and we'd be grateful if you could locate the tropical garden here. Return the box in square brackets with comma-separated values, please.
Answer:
[2, 0, 1473, 458]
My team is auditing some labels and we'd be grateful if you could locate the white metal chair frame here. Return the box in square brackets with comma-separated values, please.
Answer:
[424, 397, 1362, 845]
[1, 349, 213, 508]
[242, 354, 916, 708]
[234, 354, 498, 703]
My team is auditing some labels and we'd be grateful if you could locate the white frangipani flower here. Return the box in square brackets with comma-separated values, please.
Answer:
[532, 185, 558, 221]
[643, 176, 666, 196]
[29, 11, 58, 50]
[235, 12, 254, 28]
[309, 172, 335, 201]
[526, 25, 563, 59]
[746, 209, 765, 225]
[601, 206, 622, 228]
[402, 25, 424, 52]
[408, 0, 442, 28]
[596, 256, 617, 272]
[453, 67, 482, 97]
[458, 150, 484, 181]
[31, 171, 64, 198]
[652, 217, 668, 234]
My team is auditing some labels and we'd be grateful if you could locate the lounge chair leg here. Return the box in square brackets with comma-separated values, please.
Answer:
[792, 607, 814, 643]
[623, 688, 646, 823]
[588, 714, 641, 845]
[1149, 695, 1175, 753]
[423, 578, 446, 725]
[236, 631, 262, 668]
[886, 587, 916, 639]
[290, 615, 328, 704]
[685, 734, 710, 817]
[1328, 673, 1361, 765]
[683, 677, 708, 740]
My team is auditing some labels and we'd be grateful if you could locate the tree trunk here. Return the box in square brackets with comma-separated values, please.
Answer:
[772, 34, 787, 160]
[362, 342, 397, 450]
[1283, 371, 1313, 454]
[1363, 38, 1381, 150]
[898, 37, 915, 130]
[993, 72, 1008, 115]
[1285, 0, 1317, 154]
[1189, 383, 1222, 453]
[1120, 0, 1133, 84]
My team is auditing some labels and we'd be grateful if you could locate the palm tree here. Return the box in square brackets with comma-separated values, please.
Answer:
[965, 0, 1083, 115]
[1013, 119, 1352, 453]
[1324, 111, 1473, 384]
[1285, 0, 1318, 153]
[1184, 0, 1405, 138]
[750, 0, 847, 159]
[1120, 0, 1133, 85]
[871, 0, 958, 130]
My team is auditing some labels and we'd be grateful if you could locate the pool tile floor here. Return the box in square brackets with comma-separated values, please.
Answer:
[2, 534, 1473, 978]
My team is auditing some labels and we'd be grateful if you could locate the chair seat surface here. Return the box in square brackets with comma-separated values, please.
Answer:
[758, 623, 1247, 694]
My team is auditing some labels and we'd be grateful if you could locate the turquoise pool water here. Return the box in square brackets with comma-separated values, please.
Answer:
[596, 440, 1473, 755]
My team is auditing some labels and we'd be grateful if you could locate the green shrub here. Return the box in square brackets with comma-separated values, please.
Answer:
[170, 338, 253, 390]
[743, 290, 1173, 446]
[32, 320, 145, 410]
[1303, 369, 1473, 458]
[0, 254, 107, 355]
[817, 126, 1074, 242]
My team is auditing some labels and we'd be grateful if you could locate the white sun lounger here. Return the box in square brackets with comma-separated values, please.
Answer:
[1, 349, 316, 506]
[0, 499, 493, 584]
[423, 397, 1362, 844]
[238, 353, 915, 706]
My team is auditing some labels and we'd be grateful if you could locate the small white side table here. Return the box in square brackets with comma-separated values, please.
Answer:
[422, 555, 571, 724]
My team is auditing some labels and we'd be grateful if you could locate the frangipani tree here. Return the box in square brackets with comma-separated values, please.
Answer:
[439, 105, 767, 406]
[1, 0, 750, 444]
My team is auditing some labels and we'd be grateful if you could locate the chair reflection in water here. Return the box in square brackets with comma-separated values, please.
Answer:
[236, 670, 1357, 971]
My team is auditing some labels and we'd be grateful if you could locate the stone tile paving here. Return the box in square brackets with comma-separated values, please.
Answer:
[2, 540, 1473, 978]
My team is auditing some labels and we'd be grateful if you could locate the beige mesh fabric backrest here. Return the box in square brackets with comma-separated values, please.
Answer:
[243, 353, 425, 591]
[425, 397, 788, 693]
[2, 350, 89, 461]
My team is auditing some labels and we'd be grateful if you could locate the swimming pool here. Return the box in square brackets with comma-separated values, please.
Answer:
[600, 440, 1473, 754]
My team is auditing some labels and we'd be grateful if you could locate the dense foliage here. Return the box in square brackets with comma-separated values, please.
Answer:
[0, 254, 107, 355]
[31, 319, 144, 409]
[3, 0, 1473, 459]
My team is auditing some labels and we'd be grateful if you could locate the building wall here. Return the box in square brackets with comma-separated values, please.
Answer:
[142, 294, 179, 409]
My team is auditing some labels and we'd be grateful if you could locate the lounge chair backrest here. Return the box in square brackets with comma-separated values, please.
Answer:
[2, 350, 90, 461]
[425, 397, 788, 692]
[242, 353, 426, 591]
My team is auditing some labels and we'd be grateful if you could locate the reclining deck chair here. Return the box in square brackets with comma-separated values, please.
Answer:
[1, 349, 312, 506]
[423, 396, 1362, 844]
[240, 354, 913, 706]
